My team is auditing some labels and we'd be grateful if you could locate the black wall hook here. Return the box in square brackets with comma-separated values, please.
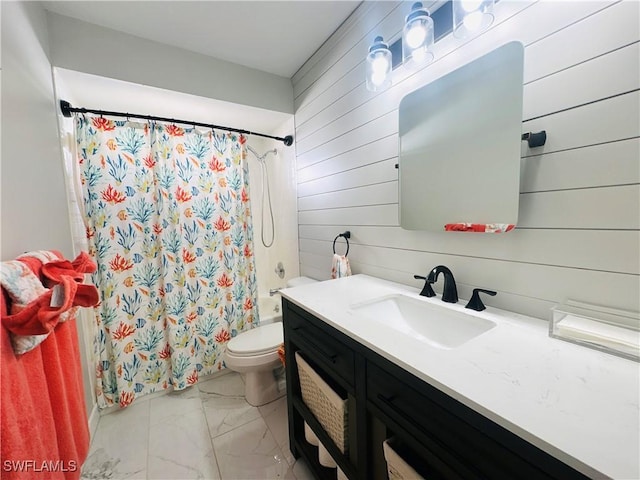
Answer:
[333, 231, 351, 256]
[522, 131, 547, 148]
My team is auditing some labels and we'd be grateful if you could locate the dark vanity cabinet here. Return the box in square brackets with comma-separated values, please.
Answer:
[283, 298, 589, 480]
[283, 299, 361, 480]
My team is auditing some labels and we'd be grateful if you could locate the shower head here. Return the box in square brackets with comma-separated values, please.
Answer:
[247, 145, 278, 162]
[262, 149, 278, 161]
[248, 144, 278, 248]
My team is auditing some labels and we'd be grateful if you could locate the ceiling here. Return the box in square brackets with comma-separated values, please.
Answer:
[41, 1, 362, 78]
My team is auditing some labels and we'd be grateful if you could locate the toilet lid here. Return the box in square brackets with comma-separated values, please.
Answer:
[227, 323, 283, 355]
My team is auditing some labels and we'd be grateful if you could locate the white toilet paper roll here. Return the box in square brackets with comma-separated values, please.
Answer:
[304, 422, 319, 446]
[318, 442, 337, 468]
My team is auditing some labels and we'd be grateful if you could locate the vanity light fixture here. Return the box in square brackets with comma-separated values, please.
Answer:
[365, 0, 497, 90]
[366, 36, 392, 92]
[402, 2, 435, 69]
[453, 0, 495, 38]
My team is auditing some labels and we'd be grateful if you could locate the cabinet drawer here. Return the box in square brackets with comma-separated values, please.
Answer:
[284, 301, 355, 388]
[367, 360, 588, 480]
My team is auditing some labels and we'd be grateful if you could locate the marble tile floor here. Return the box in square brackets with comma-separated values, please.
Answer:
[81, 371, 314, 480]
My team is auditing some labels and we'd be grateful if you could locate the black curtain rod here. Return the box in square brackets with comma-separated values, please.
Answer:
[59, 100, 294, 147]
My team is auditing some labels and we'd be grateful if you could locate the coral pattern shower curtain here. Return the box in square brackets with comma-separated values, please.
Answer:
[75, 115, 259, 408]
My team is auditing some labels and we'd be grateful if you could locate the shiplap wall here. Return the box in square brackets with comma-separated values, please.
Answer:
[292, 0, 640, 321]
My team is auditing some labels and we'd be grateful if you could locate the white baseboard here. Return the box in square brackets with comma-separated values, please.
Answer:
[88, 404, 99, 441]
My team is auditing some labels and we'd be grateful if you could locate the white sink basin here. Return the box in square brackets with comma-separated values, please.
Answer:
[350, 294, 496, 349]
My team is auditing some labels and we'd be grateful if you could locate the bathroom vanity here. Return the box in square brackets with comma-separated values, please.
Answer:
[281, 275, 639, 480]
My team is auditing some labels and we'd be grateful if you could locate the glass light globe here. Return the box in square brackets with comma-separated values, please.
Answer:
[366, 36, 392, 91]
[405, 23, 427, 49]
[370, 71, 387, 87]
[463, 11, 483, 31]
[461, 0, 482, 12]
[371, 53, 390, 75]
[402, 2, 434, 68]
[411, 46, 428, 64]
[453, 0, 495, 39]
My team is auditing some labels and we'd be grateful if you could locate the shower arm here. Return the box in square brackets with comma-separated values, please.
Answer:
[246, 145, 277, 162]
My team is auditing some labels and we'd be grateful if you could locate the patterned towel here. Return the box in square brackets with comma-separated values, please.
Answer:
[0, 251, 99, 355]
[0, 261, 51, 354]
[444, 223, 515, 233]
[331, 253, 352, 279]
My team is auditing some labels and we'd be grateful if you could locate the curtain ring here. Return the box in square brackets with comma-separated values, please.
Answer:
[332, 231, 351, 256]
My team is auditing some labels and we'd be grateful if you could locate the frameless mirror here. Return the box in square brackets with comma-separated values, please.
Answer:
[399, 41, 524, 232]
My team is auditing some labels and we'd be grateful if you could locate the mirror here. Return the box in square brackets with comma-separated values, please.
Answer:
[399, 41, 524, 232]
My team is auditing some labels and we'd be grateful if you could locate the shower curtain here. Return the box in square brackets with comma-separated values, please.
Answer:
[74, 115, 259, 408]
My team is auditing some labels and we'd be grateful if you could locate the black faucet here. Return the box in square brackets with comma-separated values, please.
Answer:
[413, 274, 436, 297]
[465, 288, 497, 311]
[427, 265, 458, 303]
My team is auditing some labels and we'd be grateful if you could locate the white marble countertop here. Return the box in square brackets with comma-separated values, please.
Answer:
[280, 274, 640, 480]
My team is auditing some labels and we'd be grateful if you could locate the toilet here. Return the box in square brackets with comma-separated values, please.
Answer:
[224, 276, 317, 406]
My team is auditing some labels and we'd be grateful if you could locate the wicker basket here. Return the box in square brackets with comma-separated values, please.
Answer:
[383, 438, 425, 480]
[295, 351, 348, 454]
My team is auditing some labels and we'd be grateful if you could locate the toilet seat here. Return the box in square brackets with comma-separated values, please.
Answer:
[226, 322, 283, 357]
[224, 277, 317, 406]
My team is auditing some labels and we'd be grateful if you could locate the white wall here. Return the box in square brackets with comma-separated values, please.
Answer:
[0, 0, 97, 434]
[1, 1, 73, 260]
[46, 11, 294, 115]
[293, 0, 640, 320]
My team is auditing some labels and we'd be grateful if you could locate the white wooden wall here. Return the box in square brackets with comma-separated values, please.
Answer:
[292, 0, 640, 321]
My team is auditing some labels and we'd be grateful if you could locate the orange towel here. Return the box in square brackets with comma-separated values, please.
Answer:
[1, 251, 97, 479]
[2, 251, 99, 351]
[277, 342, 286, 367]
